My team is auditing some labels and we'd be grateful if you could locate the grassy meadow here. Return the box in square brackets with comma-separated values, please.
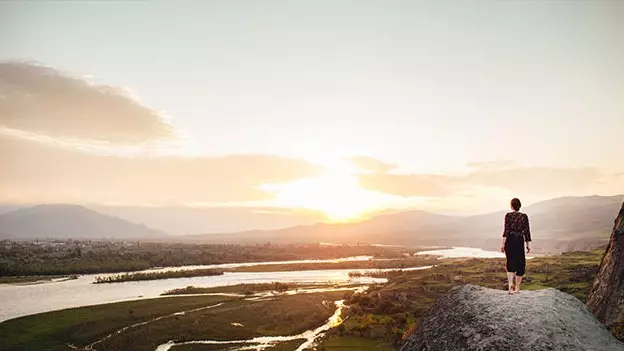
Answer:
[330, 249, 609, 347]
[0, 291, 347, 351]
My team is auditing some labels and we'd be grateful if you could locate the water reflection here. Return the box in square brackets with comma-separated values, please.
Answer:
[136, 256, 374, 275]
[0, 247, 495, 322]
[416, 246, 505, 258]
[154, 300, 346, 351]
[0, 267, 389, 322]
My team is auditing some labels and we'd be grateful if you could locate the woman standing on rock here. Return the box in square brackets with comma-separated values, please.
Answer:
[501, 198, 532, 294]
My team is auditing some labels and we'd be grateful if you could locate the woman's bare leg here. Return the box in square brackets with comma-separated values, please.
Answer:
[514, 275, 523, 293]
[507, 272, 515, 294]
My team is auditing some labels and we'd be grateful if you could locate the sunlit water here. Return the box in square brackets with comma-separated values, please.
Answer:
[0, 255, 406, 322]
[87, 302, 227, 350]
[0, 247, 500, 322]
[416, 246, 506, 258]
[154, 300, 347, 351]
[136, 255, 374, 274]
[88, 285, 369, 350]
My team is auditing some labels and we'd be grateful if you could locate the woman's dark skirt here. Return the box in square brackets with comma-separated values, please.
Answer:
[505, 234, 526, 276]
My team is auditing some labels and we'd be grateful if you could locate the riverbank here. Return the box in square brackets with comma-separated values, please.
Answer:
[0, 275, 78, 285]
[94, 269, 224, 284]
[225, 256, 441, 273]
[161, 282, 321, 295]
[0, 247, 499, 322]
[0, 267, 388, 322]
[0, 290, 348, 351]
[0, 241, 404, 276]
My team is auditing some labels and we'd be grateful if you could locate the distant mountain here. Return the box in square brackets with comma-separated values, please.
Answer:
[183, 209, 453, 244]
[90, 205, 326, 235]
[524, 195, 623, 238]
[2, 195, 621, 252]
[189, 195, 624, 253]
[0, 204, 168, 240]
[0, 205, 22, 215]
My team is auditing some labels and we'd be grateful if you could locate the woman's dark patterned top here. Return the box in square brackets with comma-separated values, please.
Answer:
[502, 211, 532, 242]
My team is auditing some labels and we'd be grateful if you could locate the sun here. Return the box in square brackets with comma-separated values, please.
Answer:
[260, 162, 389, 222]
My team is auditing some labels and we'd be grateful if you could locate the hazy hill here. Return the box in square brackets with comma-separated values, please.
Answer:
[190, 195, 623, 252]
[0, 204, 168, 240]
[524, 195, 623, 239]
[0, 205, 21, 215]
[1, 195, 621, 251]
[421, 195, 623, 242]
[89, 205, 326, 234]
[184, 210, 453, 245]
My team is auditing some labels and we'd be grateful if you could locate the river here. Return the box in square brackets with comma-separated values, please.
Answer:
[153, 300, 347, 351]
[0, 247, 501, 322]
[416, 246, 506, 258]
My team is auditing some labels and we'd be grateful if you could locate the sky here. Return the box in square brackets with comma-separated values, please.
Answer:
[1, 0, 623, 221]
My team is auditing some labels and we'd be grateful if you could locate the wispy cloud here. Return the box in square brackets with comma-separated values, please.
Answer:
[0, 135, 321, 204]
[358, 173, 455, 197]
[0, 62, 174, 144]
[465, 167, 601, 196]
[354, 157, 608, 198]
[465, 160, 515, 171]
[347, 156, 396, 173]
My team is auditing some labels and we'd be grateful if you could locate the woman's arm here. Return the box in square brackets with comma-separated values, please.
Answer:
[524, 214, 532, 253]
[501, 213, 509, 252]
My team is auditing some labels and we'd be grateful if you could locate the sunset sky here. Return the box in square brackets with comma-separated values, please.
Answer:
[1, 1, 623, 221]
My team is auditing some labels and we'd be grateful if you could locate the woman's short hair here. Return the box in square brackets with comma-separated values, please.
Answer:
[511, 198, 522, 211]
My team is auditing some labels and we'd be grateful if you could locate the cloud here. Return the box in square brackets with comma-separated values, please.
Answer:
[589, 172, 624, 195]
[356, 166, 604, 198]
[466, 160, 514, 171]
[0, 135, 321, 204]
[358, 173, 455, 197]
[347, 156, 396, 173]
[0, 62, 174, 144]
[466, 167, 602, 196]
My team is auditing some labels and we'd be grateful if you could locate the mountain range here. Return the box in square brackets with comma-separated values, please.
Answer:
[0, 195, 622, 252]
[0, 204, 167, 240]
[186, 195, 623, 253]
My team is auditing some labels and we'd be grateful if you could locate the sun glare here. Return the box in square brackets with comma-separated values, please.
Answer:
[261, 161, 389, 222]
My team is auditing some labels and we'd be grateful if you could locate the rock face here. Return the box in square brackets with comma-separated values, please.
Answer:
[400, 285, 624, 351]
[587, 201, 624, 327]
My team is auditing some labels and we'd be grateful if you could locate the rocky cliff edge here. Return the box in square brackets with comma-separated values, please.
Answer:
[400, 284, 624, 351]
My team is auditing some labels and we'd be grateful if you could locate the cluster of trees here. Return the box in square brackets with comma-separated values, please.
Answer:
[93, 268, 223, 284]
[0, 240, 401, 276]
[270, 282, 290, 292]
[348, 270, 391, 279]
[162, 282, 293, 296]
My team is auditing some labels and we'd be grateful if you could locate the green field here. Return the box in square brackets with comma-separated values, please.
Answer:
[0, 241, 403, 276]
[171, 339, 308, 350]
[319, 336, 394, 350]
[0, 295, 235, 351]
[333, 249, 610, 346]
[0, 291, 347, 351]
[161, 282, 354, 296]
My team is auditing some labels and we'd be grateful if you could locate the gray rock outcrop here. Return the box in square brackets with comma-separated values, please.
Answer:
[400, 284, 624, 351]
[587, 201, 624, 327]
